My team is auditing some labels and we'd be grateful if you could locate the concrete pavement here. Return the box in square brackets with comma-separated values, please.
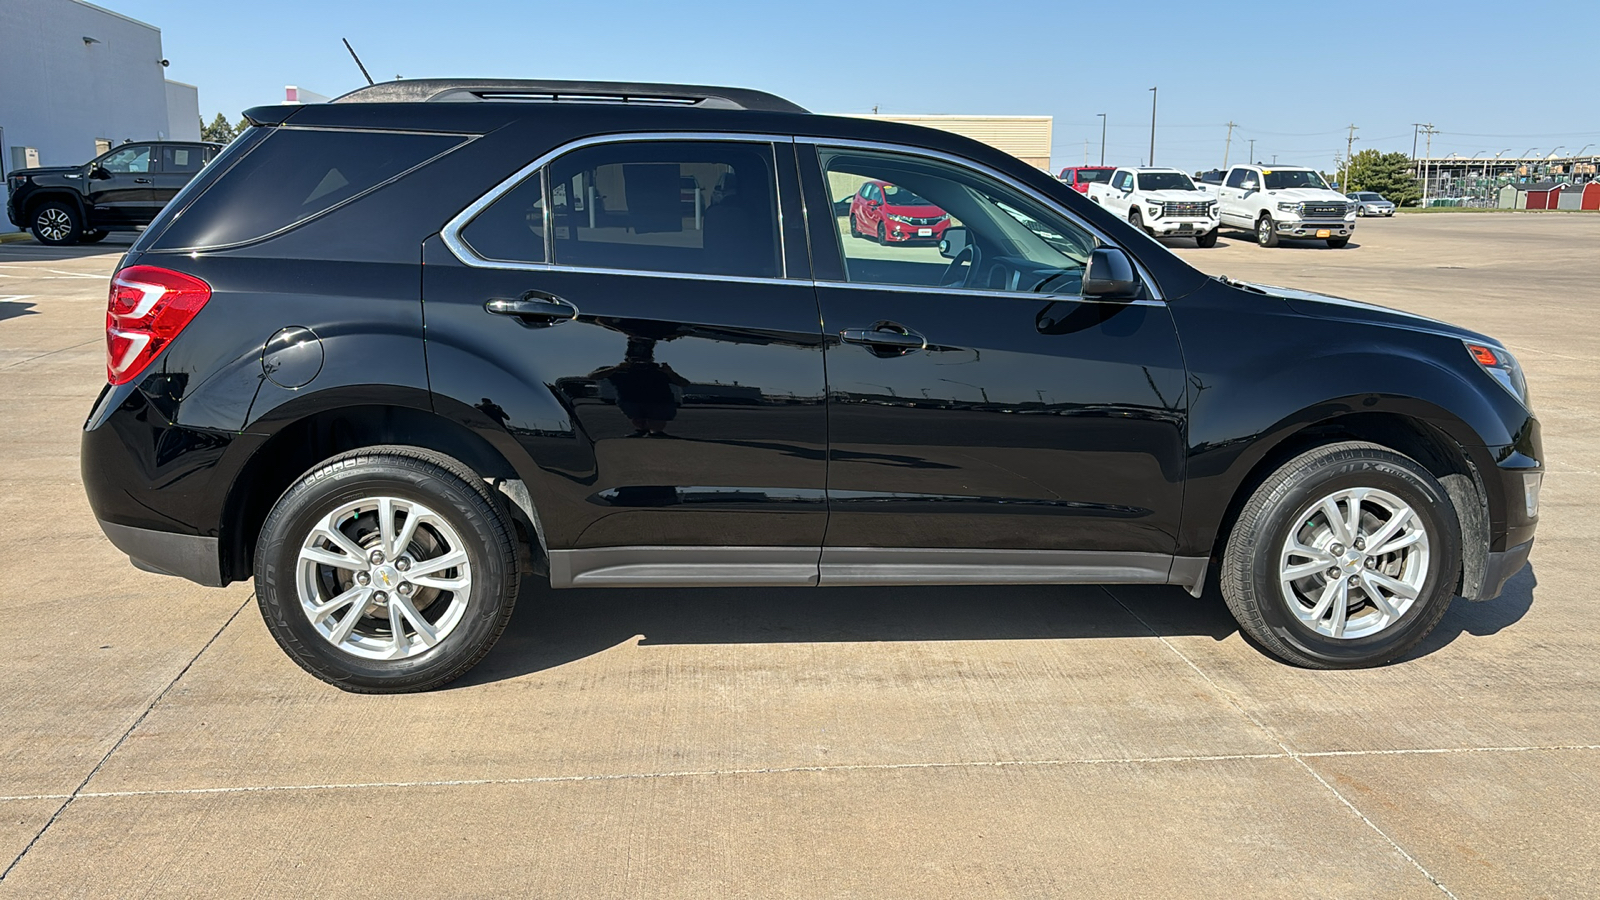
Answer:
[1, 215, 1596, 897]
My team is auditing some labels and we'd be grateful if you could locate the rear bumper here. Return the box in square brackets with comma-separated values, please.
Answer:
[96, 518, 223, 586]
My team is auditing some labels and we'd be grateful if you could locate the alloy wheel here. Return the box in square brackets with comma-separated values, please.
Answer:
[296, 496, 473, 660]
[36, 208, 72, 242]
[1277, 487, 1430, 639]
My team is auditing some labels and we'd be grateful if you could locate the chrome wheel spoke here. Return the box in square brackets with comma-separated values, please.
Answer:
[406, 550, 467, 578]
[1328, 582, 1349, 638]
[1364, 507, 1411, 553]
[328, 599, 369, 645]
[300, 545, 364, 572]
[1320, 497, 1353, 544]
[1282, 559, 1333, 580]
[391, 507, 426, 559]
[1369, 528, 1422, 557]
[1359, 573, 1403, 620]
[393, 593, 440, 648]
[311, 584, 371, 625]
[1307, 578, 1343, 622]
[408, 573, 470, 593]
[377, 497, 397, 557]
[1363, 568, 1420, 600]
[1280, 485, 1430, 641]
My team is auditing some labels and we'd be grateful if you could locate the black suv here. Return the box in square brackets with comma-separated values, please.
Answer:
[81, 80, 1541, 692]
[6, 140, 221, 244]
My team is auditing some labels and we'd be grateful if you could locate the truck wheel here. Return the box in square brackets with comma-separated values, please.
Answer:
[30, 202, 82, 245]
[1195, 230, 1219, 248]
[1256, 214, 1279, 248]
[1128, 208, 1152, 237]
[1220, 441, 1460, 669]
[254, 446, 520, 693]
[1327, 236, 1350, 249]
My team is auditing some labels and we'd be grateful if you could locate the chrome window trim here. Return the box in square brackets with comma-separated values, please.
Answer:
[799, 136, 1165, 302]
[275, 124, 479, 137]
[441, 131, 801, 280]
[813, 279, 1163, 308]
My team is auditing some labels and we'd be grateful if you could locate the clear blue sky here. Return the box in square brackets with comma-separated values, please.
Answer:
[117, 0, 1598, 173]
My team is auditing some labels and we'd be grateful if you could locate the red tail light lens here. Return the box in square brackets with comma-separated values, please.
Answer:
[106, 265, 211, 385]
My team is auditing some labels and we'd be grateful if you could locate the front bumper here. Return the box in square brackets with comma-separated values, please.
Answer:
[1472, 538, 1533, 602]
[883, 220, 949, 243]
[1276, 218, 1355, 238]
[1148, 217, 1218, 236]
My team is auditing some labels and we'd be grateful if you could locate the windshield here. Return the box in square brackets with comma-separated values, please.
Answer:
[1074, 169, 1114, 184]
[882, 184, 935, 207]
[1139, 172, 1196, 192]
[1263, 169, 1330, 191]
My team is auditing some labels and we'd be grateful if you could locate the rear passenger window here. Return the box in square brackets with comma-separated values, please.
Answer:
[162, 146, 202, 174]
[155, 128, 465, 249]
[546, 141, 780, 279]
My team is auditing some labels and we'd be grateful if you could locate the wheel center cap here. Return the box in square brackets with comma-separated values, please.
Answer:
[372, 565, 401, 590]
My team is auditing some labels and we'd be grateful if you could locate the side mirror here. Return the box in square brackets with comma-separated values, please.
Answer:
[89, 165, 111, 180]
[938, 226, 969, 259]
[1082, 247, 1141, 300]
[1241, 180, 1257, 192]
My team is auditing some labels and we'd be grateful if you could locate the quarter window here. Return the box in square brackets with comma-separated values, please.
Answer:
[460, 171, 546, 263]
[821, 147, 1096, 296]
[546, 141, 780, 279]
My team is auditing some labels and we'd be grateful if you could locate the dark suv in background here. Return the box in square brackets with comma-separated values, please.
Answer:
[81, 80, 1540, 692]
[6, 140, 220, 244]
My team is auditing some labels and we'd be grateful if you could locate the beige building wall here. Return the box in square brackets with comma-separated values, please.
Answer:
[848, 115, 1052, 171]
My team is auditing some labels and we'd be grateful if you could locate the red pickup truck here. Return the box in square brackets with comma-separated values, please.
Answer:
[1057, 166, 1116, 194]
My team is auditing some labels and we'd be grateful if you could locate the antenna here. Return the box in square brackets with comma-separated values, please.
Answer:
[342, 38, 375, 86]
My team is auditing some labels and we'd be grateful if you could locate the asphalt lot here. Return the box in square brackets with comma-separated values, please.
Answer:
[1, 214, 1595, 898]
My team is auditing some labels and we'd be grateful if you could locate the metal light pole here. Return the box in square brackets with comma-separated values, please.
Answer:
[1248, 138, 1256, 162]
[1147, 87, 1157, 167]
[1097, 113, 1106, 166]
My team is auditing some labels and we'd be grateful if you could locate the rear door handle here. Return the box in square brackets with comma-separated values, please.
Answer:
[133, 178, 153, 184]
[485, 293, 579, 323]
[839, 323, 927, 353]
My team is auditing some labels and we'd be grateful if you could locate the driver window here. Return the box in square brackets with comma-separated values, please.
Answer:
[100, 145, 154, 174]
[1225, 168, 1248, 189]
[821, 147, 1096, 297]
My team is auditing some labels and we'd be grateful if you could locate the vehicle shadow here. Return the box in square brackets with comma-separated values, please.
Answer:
[1216, 231, 1364, 250]
[0, 298, 38, 322]
[0, 235, 135, 263]
[454, 580, 1240, 688]
[1406, 563, 1536, 659]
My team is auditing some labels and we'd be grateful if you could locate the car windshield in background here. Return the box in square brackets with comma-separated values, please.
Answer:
[1263, 169, 1330, 190]
[1139, 172, 1196, 191]
[1076, 169, 1113, 183]
[883, 185, 934, 206]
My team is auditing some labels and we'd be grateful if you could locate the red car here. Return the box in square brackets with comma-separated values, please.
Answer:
[1058, 166, 1116, 194]
[848, 179, 950, 244]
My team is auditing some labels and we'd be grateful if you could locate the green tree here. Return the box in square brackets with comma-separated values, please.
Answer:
[200, 112, 235, 144]
[1344, 149, 1423, 207]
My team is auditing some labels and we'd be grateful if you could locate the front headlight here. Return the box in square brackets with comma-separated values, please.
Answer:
[1276, 201, 1301, 214]
[1148, 205, 1162, 218]
[1465, 341, 1531, 407]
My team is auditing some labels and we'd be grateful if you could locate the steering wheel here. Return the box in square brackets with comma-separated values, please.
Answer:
[938, 242, 981, 288]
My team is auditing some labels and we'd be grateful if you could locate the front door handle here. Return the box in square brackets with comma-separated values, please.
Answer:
[133, 177, 153, 184]
[485, 293, 579, 324]
[840, 322, 927, 354]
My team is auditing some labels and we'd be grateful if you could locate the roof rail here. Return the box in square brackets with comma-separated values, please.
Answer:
[331, 79, 809, 114]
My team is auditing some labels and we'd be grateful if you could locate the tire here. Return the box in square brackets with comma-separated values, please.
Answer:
[81, 229, 109, 244]
[876, 222, 887, 245]
[1220, 441, 1461, 669]
[1128, 208, 1145, 235]
[254, 446, 520, 693]
[1195, 230, 1219, 248]
[849, 215, 861, 238]
[1326, 237, 1350, 249]
[29, 201, 81, 245]
[1256, 214, 1279, 247]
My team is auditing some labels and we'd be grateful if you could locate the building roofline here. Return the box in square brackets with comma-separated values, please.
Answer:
[163, 78, 198, 89]
[67, 0, 160, 33]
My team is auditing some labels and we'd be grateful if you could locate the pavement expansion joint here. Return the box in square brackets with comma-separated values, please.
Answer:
[1101, 587, 1462, 899]
[0, 595, 253, 883]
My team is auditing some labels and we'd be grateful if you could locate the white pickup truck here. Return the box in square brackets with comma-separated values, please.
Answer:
[1086, 167, 1219, 247]
[1196, 164, 1357, 248]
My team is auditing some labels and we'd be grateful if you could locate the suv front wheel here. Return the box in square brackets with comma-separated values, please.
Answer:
[30, 202, 82, 245]
[254, 447, 519, 693]
[1221, 442, 1461, 668]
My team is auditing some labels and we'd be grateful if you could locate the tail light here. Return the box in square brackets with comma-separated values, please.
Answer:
[106, 265, 211, 385]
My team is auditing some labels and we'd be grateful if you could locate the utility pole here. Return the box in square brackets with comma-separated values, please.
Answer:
[1420, 123, 1438, 205]
[1342, 124, 1359, 191]
[1148, 87, 1158, 166]
[1097, 113, 1107, 165]
[1248, 138, 1256, 163]
[1084, 139, 1089, 166]
[1222, 121, 1237, 170]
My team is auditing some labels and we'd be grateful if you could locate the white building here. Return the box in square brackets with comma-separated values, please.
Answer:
[848, 115, 1053, 171]
[0, 0, 200, 225]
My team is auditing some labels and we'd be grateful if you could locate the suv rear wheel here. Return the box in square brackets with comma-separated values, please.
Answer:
[1221, 441, 1460, 668]
[30, 202, 81, 245]
[254, 447, 519, 693]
